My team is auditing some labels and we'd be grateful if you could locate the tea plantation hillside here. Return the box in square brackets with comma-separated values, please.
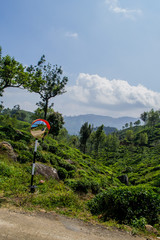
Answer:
[98, 124, 160, 188]
[0, 119, 121, 217]
[0, 117, 160, 236]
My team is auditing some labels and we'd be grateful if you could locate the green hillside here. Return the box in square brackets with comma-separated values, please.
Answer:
[0, 119, 121, 216]
[0, 115, 160, 237]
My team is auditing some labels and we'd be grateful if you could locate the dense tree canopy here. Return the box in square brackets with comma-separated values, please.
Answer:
[0, 47, 31, 96]
[47, 111, 64, 137]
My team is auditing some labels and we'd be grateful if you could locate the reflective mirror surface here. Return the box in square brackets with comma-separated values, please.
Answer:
[31, 119, 50, 138]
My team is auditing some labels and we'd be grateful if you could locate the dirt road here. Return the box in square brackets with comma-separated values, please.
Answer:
[0, 208, 147, 240]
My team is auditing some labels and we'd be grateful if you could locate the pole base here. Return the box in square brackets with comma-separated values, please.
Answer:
[29, 185, 37, 193]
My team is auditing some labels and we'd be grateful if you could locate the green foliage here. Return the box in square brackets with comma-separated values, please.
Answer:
[147, 109, 160, 127]
[1, 110, 160, 229]
[58, 159, 76, 171]
[0, 107, 33, 124]
[27, 56, 68, 119]
[125, 129, 134, 141]
[57, 167, 68, 180]
[140, 111, 148, 124]
[93, 125, 105, 155]
[88, 186, 160, 225]
[47, 111, 64, 137]
[105, 133, 119, 152]
[90, 181, 101, 194]
[0, 161, 14, 177]
[140, 109, 160, 127]
[131, 217, 147, 230]
[65, 178, 101, 194]
[9, 140, 28, 151]
[32, 189, 81, 209]
[79, 122, 92, 153]
[65, 178, 91, 193]
[138, 132, 148, 145]
[0, 47, 30, 96]
[0, 125, 31, 143]
[17, 150, 33, 163]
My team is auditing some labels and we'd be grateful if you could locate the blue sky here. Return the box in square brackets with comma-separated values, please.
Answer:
[1, 0, 160, 117]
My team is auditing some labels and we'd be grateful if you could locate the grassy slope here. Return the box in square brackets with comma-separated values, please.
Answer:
[0, 122, 121, 220]
[103, 124, 160, 189]
[0, 120, 160, 237]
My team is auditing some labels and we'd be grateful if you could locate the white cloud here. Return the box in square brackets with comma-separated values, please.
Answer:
[53, 73, 160, 117]
[65, 32, 78, 39]
[2, 74, 160, 118]
[105, 0, 142, 20]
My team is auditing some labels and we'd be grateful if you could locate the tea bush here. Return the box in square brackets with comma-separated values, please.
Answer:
[49, 145, 58, 154]
[9, 140, 28, 151]
[88, 186, 160, 225]
[65, 178, 91, 193]
[57, 167, 68, 180]
[58, 159, 76, 171]
[17, 150, 33, 163]
[67, 170, 76, 178]
[0, 161, 14, 177]
[90, 180, 101, 194]
[74, 179, 91, 193]
[0, 126, 31, 143]
[0, 132, 6, 139]
[131, 217, 147, 230]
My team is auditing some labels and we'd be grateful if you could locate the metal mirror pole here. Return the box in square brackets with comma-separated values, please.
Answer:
[30, 138, 38, 193]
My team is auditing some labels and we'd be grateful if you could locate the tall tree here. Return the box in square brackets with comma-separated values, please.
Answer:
[125, 129, 134, 142]
[125, 123, 129, 128]
[140, 111, 148, 124]
[27, 55, 68, 119]
[0, 47, 32, 96]
[105, 133, 119, 152]
[138, 132, 148, 146]
[0, 101, 4, 113]
[47, 111, 64, 137]
[134, 119, 141, 126]
[79, 122, 92, 153]
[147, 109, 160, 127]
[94, 125, 105, 154]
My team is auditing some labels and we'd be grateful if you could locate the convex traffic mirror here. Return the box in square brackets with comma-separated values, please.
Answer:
[31, 119, 50, 139]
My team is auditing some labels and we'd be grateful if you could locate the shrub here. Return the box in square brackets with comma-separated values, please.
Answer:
[0, 126, 31, 143]
[67, 170, 76, 178]
[9, 140, 28, 151]
[78, 169, 87, 177]
[90, 181, 101, 194]
[0, 126, 16, 140]
[58, 159, 76, 171]
[75, 179, 91, 193]
[0, 162, 14, 177]
[58, 167, 68, 180]
[66, 178, 91, 193]
[14, 130, 31, 143]
[131, 217, 147, 230]
[65, 179, 76, 189]
[49, 145, 58, 154]
[88, 186, 160, 225]
[41, 142, 49, 151]
[17, 150, 32, 163]
[35, 151, 49, 163]
[0, 132, 6, 139]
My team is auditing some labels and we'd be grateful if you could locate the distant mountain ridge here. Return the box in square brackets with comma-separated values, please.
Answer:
[64, 114, 139, 135]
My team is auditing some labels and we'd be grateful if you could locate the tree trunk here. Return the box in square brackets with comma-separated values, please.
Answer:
[44, 98, 48, 120]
